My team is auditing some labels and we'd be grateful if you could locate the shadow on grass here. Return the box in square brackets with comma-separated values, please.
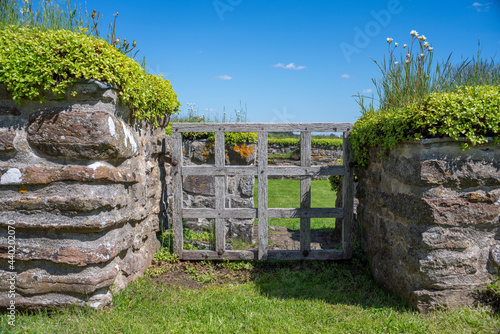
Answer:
[250, 259, 409, 311]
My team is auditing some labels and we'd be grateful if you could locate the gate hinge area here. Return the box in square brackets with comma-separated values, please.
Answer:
[164, 156, 178, 166]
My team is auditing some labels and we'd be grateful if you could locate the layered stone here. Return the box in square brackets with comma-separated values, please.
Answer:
[27, 110, 138, 160]
[0, 80, 165, 309]
[0, 164, 139, 185]
[0, 129, 15, 153]
[357, 138, 500, 312]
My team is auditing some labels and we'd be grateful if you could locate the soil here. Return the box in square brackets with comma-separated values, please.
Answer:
[149, 261, 254, 290]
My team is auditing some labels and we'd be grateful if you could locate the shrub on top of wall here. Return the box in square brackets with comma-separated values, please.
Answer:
[269, 137, 343, 148]
[0, 26, 180, 124]
[351, 85, 500, 168]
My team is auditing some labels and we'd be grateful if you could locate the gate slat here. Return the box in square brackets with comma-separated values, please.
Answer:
[257, 131, 268, 260]
[342, 131, 354, 259]
[300, 131, 311, 255]
[215, 131, 226, 255]
[172, 131, 184, 257]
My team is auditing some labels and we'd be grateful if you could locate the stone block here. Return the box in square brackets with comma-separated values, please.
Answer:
[0, 129, 15, 153]
[183, 175, 214, 195]
[0, 164, 139, 185]
[238, 176, 254, 197]
[27, 110, 138, 160]
[489, 241, 500, 268]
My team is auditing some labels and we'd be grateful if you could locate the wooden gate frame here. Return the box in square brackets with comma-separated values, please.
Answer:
[171, 123, 354, 261]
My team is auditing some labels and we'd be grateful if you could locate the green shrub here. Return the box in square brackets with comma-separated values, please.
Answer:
[328, 175, 343, 193]
[351, 85, 500, 168]
[268, 137, 343, 148]
[0, 26, 180, 124]
[166, 125, 257, 144]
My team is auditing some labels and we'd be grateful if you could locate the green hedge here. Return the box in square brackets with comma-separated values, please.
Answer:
[351, 85, 500, 168]
[268, 137, 343, 148]
[165, 124, 258, 145]
[0, 26, 180, 124]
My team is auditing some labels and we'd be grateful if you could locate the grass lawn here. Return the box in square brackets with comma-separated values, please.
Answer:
[254, 178, 336, 230]
[2, 260, 498, 333]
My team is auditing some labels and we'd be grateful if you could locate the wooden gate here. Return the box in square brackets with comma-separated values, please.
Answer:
[171, 123, 354, 261]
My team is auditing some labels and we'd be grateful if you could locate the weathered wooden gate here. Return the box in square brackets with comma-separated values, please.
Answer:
[171, 123, 354, 261]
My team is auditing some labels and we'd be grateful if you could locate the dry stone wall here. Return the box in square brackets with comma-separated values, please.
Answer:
[0, 80, 166, 309]
[268, 143, 342, 165]
[357, 138, 500, 312]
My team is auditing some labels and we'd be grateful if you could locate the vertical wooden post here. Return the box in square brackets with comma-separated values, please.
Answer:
[214, 130, 226, 255]
[257, 131, 268, 260]
[300, 131, 311, 255]
[342, 131, 354, 259]
[172, 130, 184, 258]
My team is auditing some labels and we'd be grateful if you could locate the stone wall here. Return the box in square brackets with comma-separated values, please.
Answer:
[167, 139, 256, 244]
[0, 80, 166, 309]
[268, 143, 342, 165]
[357, 138, 499, 312]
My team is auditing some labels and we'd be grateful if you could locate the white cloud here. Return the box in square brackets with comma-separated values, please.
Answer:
[341, 74, 352, 79]
[363, 89, 373, 94]
[215, 75, 232, 80]
[273, 63, 306, 70]
[472, 2, 492, 12]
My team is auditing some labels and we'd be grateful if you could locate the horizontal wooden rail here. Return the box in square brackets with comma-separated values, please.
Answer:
[182, 208, 344, 219]
[181, 165, 344, 176]
[180, 249, 344, 261]
[172, 122, 353, 133]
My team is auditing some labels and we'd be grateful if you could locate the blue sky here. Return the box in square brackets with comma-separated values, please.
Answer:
[81, 0, 500, 124]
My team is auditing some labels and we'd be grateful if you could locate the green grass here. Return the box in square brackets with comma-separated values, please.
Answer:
[254, 179, 336, 230]
[2, 261, 498, 333]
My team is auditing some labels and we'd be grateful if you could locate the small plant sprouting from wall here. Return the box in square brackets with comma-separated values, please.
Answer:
[351, 30, 500, 168]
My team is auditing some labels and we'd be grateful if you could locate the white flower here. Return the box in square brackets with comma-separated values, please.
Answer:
[420, 53, 425, 58]
[424, 42, 429, 48]
[428, 47, 433, 52]
[395, 43, 398, 47]
[404, 44, 407, 48]
[410, 30, 418, 36]
[418, 35, 426, 41]
[387, 37, 393, 44]
[394, 61, 398, 65]
[406, 60, 410, 64]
